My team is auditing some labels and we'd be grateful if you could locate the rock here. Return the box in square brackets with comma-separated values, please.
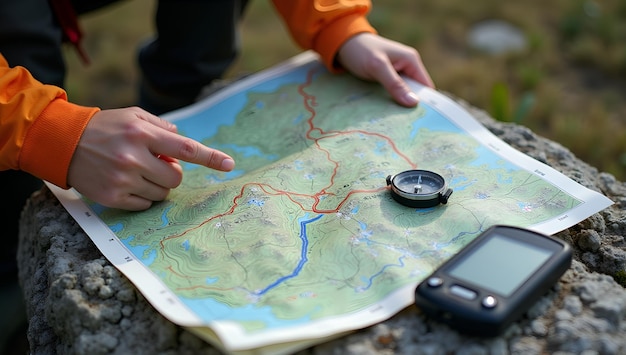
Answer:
[468, 19, 527, 55]
[17, 98, 626, 354]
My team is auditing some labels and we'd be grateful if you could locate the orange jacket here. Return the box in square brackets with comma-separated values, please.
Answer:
[0, 0, 375, 188]
[0, 54, 98, 188]
[272, 0, 376, 70]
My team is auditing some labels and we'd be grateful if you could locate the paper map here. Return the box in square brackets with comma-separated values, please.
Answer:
[49, 51, 613, 354]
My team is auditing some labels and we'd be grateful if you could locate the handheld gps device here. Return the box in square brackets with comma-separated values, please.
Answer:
[414, 225, 572, 337]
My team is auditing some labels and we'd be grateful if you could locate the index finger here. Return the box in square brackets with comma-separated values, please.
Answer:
[152, 130, 235, 172]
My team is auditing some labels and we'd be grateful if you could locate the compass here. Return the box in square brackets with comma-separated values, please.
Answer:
[386, 169, 453, 208]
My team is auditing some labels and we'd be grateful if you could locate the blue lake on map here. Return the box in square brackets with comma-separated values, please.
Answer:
[180, 296, 312, 328]
[172, 63, 318, 144]
[415, 105, 520, 172]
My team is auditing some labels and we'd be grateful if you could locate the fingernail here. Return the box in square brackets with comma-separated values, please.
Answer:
[405, 92, 419, 106]
[221, 158, 235, 171]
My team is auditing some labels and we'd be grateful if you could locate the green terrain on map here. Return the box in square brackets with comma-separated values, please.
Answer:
[97, 69, 580, 332]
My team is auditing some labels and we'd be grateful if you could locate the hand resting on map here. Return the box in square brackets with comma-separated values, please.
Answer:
[337, 33, 435, 107]
[67, 107, 235, 211]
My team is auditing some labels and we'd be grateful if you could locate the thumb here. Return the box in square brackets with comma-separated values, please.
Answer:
[372, 62, 420, 107]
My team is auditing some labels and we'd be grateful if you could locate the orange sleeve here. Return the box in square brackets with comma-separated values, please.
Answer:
[0, 54, 99, 188]
[271, 0, 377, 71]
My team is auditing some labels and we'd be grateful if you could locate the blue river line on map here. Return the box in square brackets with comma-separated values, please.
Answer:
[254, 213, 322, 296]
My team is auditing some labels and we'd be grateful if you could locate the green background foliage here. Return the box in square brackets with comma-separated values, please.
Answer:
[65, 0, 626, 180]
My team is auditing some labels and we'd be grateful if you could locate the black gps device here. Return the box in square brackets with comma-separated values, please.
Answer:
[414, 225, 572, 337]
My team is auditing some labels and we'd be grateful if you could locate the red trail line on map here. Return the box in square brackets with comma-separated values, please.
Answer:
[299, 69, 416, 170]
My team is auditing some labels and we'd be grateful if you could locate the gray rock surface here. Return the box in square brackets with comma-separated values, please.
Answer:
[17, 99, 626, 354]
[467, 20, 527, 55]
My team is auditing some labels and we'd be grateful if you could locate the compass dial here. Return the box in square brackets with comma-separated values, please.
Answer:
[394, 172, 444, 195]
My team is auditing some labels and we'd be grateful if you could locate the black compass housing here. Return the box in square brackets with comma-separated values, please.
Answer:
[386, 169, 453, 208]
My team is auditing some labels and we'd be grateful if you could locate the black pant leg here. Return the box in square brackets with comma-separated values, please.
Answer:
[138, 0, 249, 114]
[0, 0, 66, 86]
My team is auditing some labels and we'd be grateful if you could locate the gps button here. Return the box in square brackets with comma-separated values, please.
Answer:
[449, 285, 477, 300]
[482, 295, 498, 308]
[427, 277, 444, 287]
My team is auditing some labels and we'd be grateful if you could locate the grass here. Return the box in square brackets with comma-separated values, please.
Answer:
[65, 0, 626, 180]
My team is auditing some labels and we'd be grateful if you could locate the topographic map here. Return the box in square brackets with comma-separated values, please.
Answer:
[50, 52, 613, 354]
